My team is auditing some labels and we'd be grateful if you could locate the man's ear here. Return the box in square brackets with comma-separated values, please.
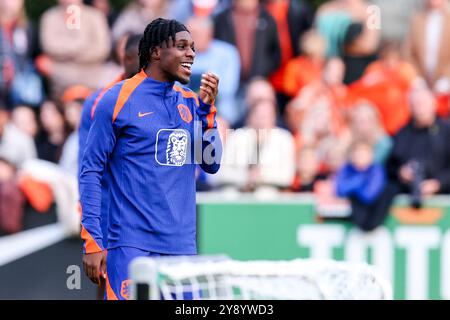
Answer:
[150, 47, 161, 61]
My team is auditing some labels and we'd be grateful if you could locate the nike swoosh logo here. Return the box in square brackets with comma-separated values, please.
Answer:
[138, 111, 154, 118]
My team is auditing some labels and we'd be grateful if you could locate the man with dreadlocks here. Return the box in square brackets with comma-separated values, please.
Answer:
[79, 18, 221, 300]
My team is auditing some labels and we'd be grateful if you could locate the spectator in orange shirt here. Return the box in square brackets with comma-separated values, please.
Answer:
[283, 30, 326, 98]
[264, 0, 313, 112]
[347, 40, 418, 135]
[285, 57, 348, 152]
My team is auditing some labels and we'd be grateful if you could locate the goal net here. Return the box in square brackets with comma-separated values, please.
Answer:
[129, 255, 392, 300]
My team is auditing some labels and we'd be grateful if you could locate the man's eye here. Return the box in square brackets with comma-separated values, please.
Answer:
[191, 47, 196, 52]
[177, 45, 185, 49]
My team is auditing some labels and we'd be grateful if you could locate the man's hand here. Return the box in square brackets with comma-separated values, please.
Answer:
[421, 179, 441, 197]
[399, 164, 414, 184]
[199, 72, 219, 105]
[35, 54, 53, 77]
[83, 251, 107, 285]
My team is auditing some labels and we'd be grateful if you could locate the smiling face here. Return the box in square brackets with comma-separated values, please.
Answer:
[157, 31, 196, 84]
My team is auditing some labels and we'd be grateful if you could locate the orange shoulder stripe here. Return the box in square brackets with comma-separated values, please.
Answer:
[91, 74, 125, 119]
[206, 103, 217, 129]
[173, 85, 199, 107]
[112, 70, 147, 123]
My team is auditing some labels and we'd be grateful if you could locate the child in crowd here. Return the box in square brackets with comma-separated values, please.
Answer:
[291, 146, 327, 192]
[336, 140, 391, 231]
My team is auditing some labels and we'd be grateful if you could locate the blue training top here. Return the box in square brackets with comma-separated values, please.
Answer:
[79, 70, 222, 255]
[78, 75, 125, 248]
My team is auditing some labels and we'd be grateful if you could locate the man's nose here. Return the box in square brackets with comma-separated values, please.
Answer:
[187, 47, 196, 58]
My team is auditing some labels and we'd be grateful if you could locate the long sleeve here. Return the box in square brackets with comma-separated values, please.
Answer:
[79, 89, 119, 253]
[335, 164, 366, 197]
[78, 91, 100, 181]
[354, 165, 386, 204]
[195, 99, 222, 174]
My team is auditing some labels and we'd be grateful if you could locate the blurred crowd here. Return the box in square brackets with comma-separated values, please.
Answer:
[1, 0, 450, 234]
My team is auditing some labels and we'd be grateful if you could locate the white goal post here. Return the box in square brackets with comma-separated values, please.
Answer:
[129, 255, 392, 300]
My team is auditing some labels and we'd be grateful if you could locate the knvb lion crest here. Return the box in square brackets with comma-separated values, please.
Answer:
[166, 131, 188, 166]
[155, 129, 190, 166]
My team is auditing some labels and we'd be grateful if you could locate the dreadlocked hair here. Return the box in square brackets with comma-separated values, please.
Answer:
[138, 18, 188, 70]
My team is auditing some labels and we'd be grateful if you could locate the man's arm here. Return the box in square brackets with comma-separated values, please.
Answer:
[78, 91, 100, 181]
[79, 88, 119, 284]
[335, 165, 366, 198]
[196, 73, 222, 174]
[355, 166, 386, 204]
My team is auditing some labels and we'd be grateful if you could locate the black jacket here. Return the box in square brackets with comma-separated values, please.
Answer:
[285, 0, 314, 57]
[213, 6, 281, 83]
[387, 118, 450, 193]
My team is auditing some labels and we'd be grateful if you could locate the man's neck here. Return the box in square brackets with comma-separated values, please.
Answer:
[144, 66, 170, 83]
[414, 118, 436, 129]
